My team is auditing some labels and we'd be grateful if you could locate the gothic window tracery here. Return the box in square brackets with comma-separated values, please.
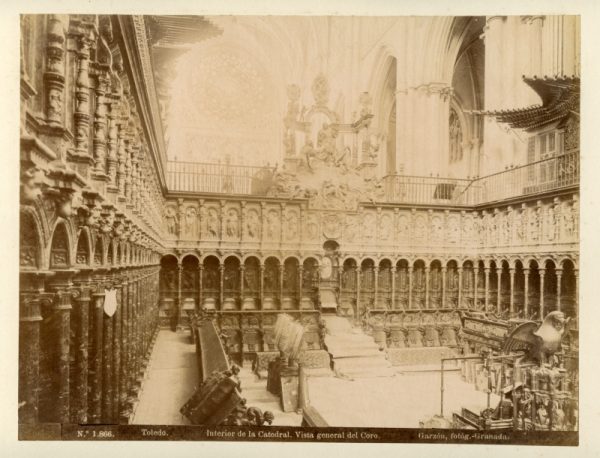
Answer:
[449, 108, 463, 163]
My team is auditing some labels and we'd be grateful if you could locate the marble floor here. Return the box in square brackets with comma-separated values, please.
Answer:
[131, 329, 302, 426]
[307, 371, 499, 428]
[131, 329, 197, 425]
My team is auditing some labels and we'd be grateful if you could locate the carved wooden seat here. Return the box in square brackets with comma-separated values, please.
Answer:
[222, 297, 237, 311]
[262, 297, 276, 310]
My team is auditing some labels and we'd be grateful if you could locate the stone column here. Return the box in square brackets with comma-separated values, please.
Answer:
[523, 268, 530, 318]
[509, 267, 515, 316]
[90, 277, 105, 423]
[441, 266, 447, 309]
[484, 267, 490, 313]
[424, 266, 430, 309]
[44, 15, 66, 126]
[218, 264, 225, 310]
[18, 288, 43, 424]
[239, 265, 245, 301]
[391, 266, 397, 310]
[474, 266, 479, 310]
[176, 263, 182, 330]
[298, 266, 304, 304]
[556, 268, 563, 312]
[539, 268, 546, 318]
[279, 262, 285, 306]
[574, 269, 579, 316]
[457, 267, 463, 309]
[119, 274, 129, 420]
[373, 266, 379, 308]
[197, 265, 203, 311]
[101, 280, 114, 423]
[112, 276, 122, 421]
[93, 73, 110, 176]
[355, 266, 361, 321]
[497, 269, 502, 315]
[71, 278, 92, 423]
[259, 264, 265, 309]
[408, 265, 413, 309]
[47, 275, 74, 424]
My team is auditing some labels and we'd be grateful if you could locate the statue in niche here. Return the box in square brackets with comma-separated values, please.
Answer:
[449, 109, 463, 162]
[184, 207, 198, 238]
[165, 207, 178, 235]
[266, 211, 279, 239]
[246, 210, 260, 239]
[226, 209, 239, 238]
[207, 208, 219, 239]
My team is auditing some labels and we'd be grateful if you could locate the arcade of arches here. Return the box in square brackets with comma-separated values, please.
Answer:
[19, 14, 579, 429]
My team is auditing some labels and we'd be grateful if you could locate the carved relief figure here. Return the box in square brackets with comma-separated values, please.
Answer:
[516, 210, 525, 242]
[379, 214, 392, 241]
[246, 209, 260, 239]
[226, 209, 239, 239]
[363, 213, 375, 240]
[529, 207, 541, 241]
[184, 206, 198, 238]
[266, 210, 280, 240]
[415, 214, 426, 240]
[397, 214, 409, 240]
[165, 206, 178, 235]
[284, 210, 299, 240]
[207, 208, 219, 238]
[430, 215, 443, 241]
[448, 215, 459, 242]
[305, 214, 319, 240]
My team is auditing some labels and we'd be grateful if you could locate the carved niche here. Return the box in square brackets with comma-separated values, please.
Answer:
[245, 208, 260, 240]
[283, 208, 299, 241]
[164, 205, 178, 236]
[184, 206, 198, 239]
[225, 208, 240, 239]
[206, 206, 220, 239]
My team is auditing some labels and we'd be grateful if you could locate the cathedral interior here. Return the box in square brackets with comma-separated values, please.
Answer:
[19, 15, 580, 433]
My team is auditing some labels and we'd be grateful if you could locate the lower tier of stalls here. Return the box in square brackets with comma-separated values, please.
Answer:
[157, 253, 578, 359]
[19, 265, 161, 427]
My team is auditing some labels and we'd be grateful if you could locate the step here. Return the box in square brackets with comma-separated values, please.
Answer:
[335, 367, 397, 378]
[327, 347, 386, 358]
[334, 358, 392, 372]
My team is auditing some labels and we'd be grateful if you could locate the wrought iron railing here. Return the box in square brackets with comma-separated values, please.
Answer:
[382, 175, 477, 206]
[166, 151, 579, 205]
[466, 151, 579, 205]
[166, 160, 276, 195]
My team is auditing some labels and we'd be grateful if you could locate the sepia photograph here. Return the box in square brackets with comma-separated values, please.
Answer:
[11, 3, 592, 452]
